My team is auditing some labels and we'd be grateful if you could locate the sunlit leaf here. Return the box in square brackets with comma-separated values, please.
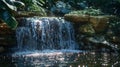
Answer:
[0, 0, 17, 11]
[37, 0, 45, 4]
[12, 1, 25, 8]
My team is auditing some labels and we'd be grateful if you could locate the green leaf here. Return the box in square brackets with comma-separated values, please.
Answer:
[12, 1, 25, 8]
[0, 0, 17, 11]
[0, 10, 17, 29]
[37, 0, 45, 4]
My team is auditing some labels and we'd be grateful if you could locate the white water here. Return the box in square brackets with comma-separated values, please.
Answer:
[16, 17, 77, 51]
[13, 18, 80, 67]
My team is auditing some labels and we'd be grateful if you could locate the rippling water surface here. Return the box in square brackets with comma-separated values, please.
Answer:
[0, 50, 120, 67]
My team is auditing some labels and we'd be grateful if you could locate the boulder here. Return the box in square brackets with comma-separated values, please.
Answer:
[64, 14, 109, 33]
[90, 16, 109, 33]
[64, 14, 89, 24]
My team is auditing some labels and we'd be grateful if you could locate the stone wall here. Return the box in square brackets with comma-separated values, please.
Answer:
[64, 14, 120, 52]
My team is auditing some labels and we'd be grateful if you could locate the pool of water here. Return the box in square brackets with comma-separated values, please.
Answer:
[0, 50, 120, 67]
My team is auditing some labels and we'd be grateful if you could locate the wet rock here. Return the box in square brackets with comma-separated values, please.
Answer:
[86, 36, 106, 44]
[85, 36, 119, 51]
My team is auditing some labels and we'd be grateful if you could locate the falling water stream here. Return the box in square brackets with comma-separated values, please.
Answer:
[0, 17, 120, 67]
[12, 17, 82, 67]
[16, 17, 77, 51]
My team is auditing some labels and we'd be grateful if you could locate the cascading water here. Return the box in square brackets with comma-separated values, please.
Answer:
[16, 17, 77, 51]
[3, 17, 119, 67]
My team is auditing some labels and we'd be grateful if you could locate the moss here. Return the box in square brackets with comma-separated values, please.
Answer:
[68, 8, 103, 16]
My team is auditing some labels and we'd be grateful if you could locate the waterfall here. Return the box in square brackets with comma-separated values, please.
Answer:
[16, 17, 77, 51]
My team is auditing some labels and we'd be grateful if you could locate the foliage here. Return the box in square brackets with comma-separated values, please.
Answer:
[45, 0, 113, 9]
[0, 0, 46, 29]
[20, 0, 46, 16]
[117, 0, 120, 2]
[45, 0, 120, 16]
[0, 0, 24, 29]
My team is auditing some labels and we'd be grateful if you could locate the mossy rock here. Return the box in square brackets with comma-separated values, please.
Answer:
[64, 14, 89, 23]
[64, 8, 110, 33]
[67, 8, 104, 16]
[15, 11, 45, 18]
[79, 24, 95, 35]
[65, 15, 109, 33]
[64, 8, 104, 23]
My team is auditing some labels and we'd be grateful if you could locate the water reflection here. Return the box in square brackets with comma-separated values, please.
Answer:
[0, 50, 120, 67]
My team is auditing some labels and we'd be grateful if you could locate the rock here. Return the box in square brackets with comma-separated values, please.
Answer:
[79, 24, 95, 35]
[64, 14, 109, 33]
[86, 36, 106, 44]
[90, 16, 109, 33]
[64, 14, 89, 24]
[0, 47, 4, 53]
[14, 11, 45, 18]
[64, 8, 103, 22]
